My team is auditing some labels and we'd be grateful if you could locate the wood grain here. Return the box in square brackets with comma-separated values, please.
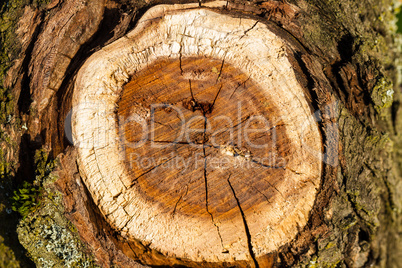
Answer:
[72, 2, 322, 264]
[118, 57, 291, 222]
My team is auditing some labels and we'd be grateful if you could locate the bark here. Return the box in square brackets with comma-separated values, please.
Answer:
[0, 0, 401, 267]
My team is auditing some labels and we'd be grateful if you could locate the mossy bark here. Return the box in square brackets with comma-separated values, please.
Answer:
[0, 0, 401, 267]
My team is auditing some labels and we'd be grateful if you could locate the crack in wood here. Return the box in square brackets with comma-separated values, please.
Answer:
[203, 149, 227, 253]
[248, 165, 286, 199]
[216, 59, 225, 83]
[119, 213, 132, 232]
[189, 79, 195, 102]
[240, 21, 259, 40]
[129, 156, 177, 187]
[154, 120, 174, 130]
[73, 4, 324, 263]
[172, 185, 188, 216]
[229, 76, 250, 100]
[243, 181, 273, 204]
[211, 84, 223, 109]
[105, 205, 120, 218]
[250, 159, 285, 169]
[285, 166, 306, 175]
[188, 77, 229, 253]
[227, 175, 259, 268]
[151, 140, 219, 149]
[179, 27, 187, 74]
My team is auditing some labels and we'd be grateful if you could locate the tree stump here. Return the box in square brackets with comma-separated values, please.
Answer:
[72, 3, 321, 265]
[3, 0, 401, 267]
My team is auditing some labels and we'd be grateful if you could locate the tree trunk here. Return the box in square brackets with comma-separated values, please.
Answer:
[0, 0, 401, 267]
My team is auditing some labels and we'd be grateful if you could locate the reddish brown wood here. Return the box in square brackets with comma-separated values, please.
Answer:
[117, 57, 292, 220]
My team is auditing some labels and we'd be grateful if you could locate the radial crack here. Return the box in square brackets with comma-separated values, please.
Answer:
[203, 150, 227, 253]
[152, 140, 219, 149]
[216, 59, 225, 83]
[245, 182, 272, 204]
[250, 159, 285, 169]
[129, 156, 177, 187]
[119, 217, 131, 232]
[179, 27, 186, 74]
[285, 166, 306, 175]
[233, 115, 251, 129]
[152, 140, 197, 145]
[211, 84, 223, 110]
[189, 79, 195, 100]
[258, 175, 285, 199]
[227, 176, 259, 267]
[172, 185, 188, 216]
[172, 145, 205, 216]
[201, 104, 227, 252]
[240, 21, 259, 40]
[229, 76, 250, 100]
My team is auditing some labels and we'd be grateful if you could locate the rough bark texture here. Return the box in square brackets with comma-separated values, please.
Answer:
[0, 0, 401, 267]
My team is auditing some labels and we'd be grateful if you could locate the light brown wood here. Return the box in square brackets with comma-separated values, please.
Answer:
[72, 2, 322, 264]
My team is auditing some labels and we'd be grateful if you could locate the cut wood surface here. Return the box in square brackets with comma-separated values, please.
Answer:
[72, 2, 322, 264]
[4, 0, 401, 267]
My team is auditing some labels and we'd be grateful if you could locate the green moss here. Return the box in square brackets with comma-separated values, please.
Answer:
[300, 0, 399, 102]
[304, 251, 342, 268]
[307, 256, 318, 268]
[397, 6, 402, 33]
[16, 162, 100, 268]
[346, 190, 374, 218]
[34, 149, 56, 181]
[339, 214, 358, 230]
[11, 149, 56, 218]
[11, 181, 43, 218]
[324, 242, 336, 250]
[285, 0, 401, 266]
[17, 204, 99, 268]
[306, 256, 341, 268]
[371, 77, 394, 116]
